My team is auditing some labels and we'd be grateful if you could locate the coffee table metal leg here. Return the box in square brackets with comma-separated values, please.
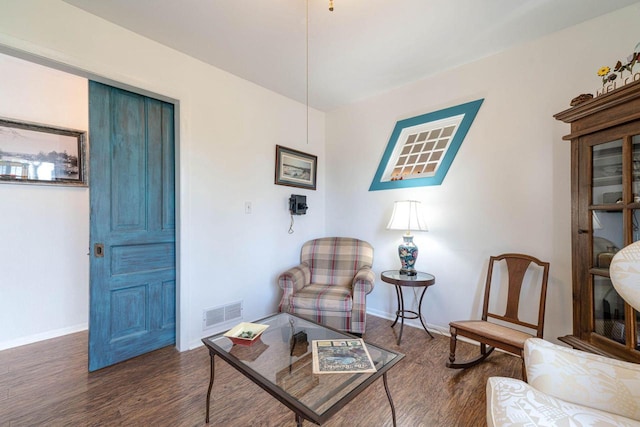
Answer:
[383, 372, 397, 427]
[295, 413, 303, 426]
[417, 286, 434, 339]
[206, 354, 215, 423]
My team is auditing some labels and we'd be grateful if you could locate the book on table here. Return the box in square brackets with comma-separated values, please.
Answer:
[311, 339, 376, 374]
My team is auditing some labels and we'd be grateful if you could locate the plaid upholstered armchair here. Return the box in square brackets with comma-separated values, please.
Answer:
[277, 237, 375, 335]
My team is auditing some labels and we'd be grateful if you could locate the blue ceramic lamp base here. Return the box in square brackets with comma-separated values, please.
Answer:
[398, 234, 418, 276]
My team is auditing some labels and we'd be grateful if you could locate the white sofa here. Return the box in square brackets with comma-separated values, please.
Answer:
[487, 338, 640, 426]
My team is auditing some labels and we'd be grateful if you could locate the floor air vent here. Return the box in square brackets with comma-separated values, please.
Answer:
[203, 301, 243, 330]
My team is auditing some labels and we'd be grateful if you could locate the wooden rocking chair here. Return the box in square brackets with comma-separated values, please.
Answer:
[446, 253, 550, 379]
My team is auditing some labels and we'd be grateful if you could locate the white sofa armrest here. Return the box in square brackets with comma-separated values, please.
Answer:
[525, 338, 640, 421]
[487, 377, 640, 427]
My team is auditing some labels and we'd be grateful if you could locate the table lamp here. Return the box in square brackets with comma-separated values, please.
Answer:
[386, 200, 428, 276]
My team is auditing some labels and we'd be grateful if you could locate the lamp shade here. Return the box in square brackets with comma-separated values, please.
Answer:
[386, 200, 428, 233]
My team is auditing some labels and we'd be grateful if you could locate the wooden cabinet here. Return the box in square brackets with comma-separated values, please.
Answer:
[555, 80, 640, 362]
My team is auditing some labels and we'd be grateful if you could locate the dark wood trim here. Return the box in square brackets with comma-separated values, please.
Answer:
[560, 111, 640, 140]
[558, 335, 622, 359]
[569, 139, 581, 336]
[559, 333, 640, 364]
[554, 79, 640, 124]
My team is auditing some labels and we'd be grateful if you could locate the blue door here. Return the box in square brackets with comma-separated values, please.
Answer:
[88, 81, 176, 371]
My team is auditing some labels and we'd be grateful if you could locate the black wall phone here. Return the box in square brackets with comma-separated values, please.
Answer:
[289, 194, 307, 215]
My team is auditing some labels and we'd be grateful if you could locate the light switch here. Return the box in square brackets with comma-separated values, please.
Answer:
[244, 201, 252, 214]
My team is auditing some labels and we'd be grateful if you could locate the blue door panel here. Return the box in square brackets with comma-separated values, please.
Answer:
[89, 81, 175, 371]
[111, 93, 146, 231]
[161, 103, 176, 231]
[110, 285, 148, 340]
[162, 281, 176, 327]
[111, 243, 175, 275]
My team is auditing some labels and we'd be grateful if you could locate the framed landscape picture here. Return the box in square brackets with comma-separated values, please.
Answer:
[275, 145, 317, 190]
[0, 117, 87, 186]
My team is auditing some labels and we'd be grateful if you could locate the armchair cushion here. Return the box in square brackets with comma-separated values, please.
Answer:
[289, 284, 353, 312]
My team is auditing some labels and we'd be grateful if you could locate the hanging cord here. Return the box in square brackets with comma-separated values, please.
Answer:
[288, 214, 295, 234]
[305, 0, 333, 144]
[306, 0, 309, 144]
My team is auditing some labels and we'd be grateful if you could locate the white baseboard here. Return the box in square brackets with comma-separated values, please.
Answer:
[189, 311, 486, 351]
[366, 309, 524, 354]
[0, 323, 88, 351]
[366, 308, 450, 336]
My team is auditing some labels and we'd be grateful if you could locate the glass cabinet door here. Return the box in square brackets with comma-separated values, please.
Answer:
[592, 139, 622, 205]
[590, 137, 639, 349]
[633, 137, 640, 350]
[633, 136, 640, 209]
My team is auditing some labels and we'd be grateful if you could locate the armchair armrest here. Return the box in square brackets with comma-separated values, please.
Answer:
[524, 338, 640, 421]
[277, 264, 311, 314]
[278, 264, 311, 293]
[352, 267, 375, 295]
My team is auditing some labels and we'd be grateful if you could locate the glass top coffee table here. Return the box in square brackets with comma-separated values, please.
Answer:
[202, 313, 404, 426]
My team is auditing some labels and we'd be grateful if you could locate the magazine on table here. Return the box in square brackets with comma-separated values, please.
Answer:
[311, 338, 376, 374]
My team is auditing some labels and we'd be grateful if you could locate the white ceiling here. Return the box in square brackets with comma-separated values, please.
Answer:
[63, 0, 639, 111]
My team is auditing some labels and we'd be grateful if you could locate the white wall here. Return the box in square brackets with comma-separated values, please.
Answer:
[325, 4, 640, 343]
[2, 0, 638, 351]
[0, 0, 326, 350]
[0, 54, 89, 349]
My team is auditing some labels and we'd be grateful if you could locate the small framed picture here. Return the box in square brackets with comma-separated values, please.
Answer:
[0, 117, 87, 186]
[275, 145, 317, 190]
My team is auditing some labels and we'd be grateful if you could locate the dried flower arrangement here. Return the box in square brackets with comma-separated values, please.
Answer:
[597, 42, 640, 87]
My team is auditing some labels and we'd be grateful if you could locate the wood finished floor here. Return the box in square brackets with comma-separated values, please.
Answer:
[0, 315, 521, 426]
